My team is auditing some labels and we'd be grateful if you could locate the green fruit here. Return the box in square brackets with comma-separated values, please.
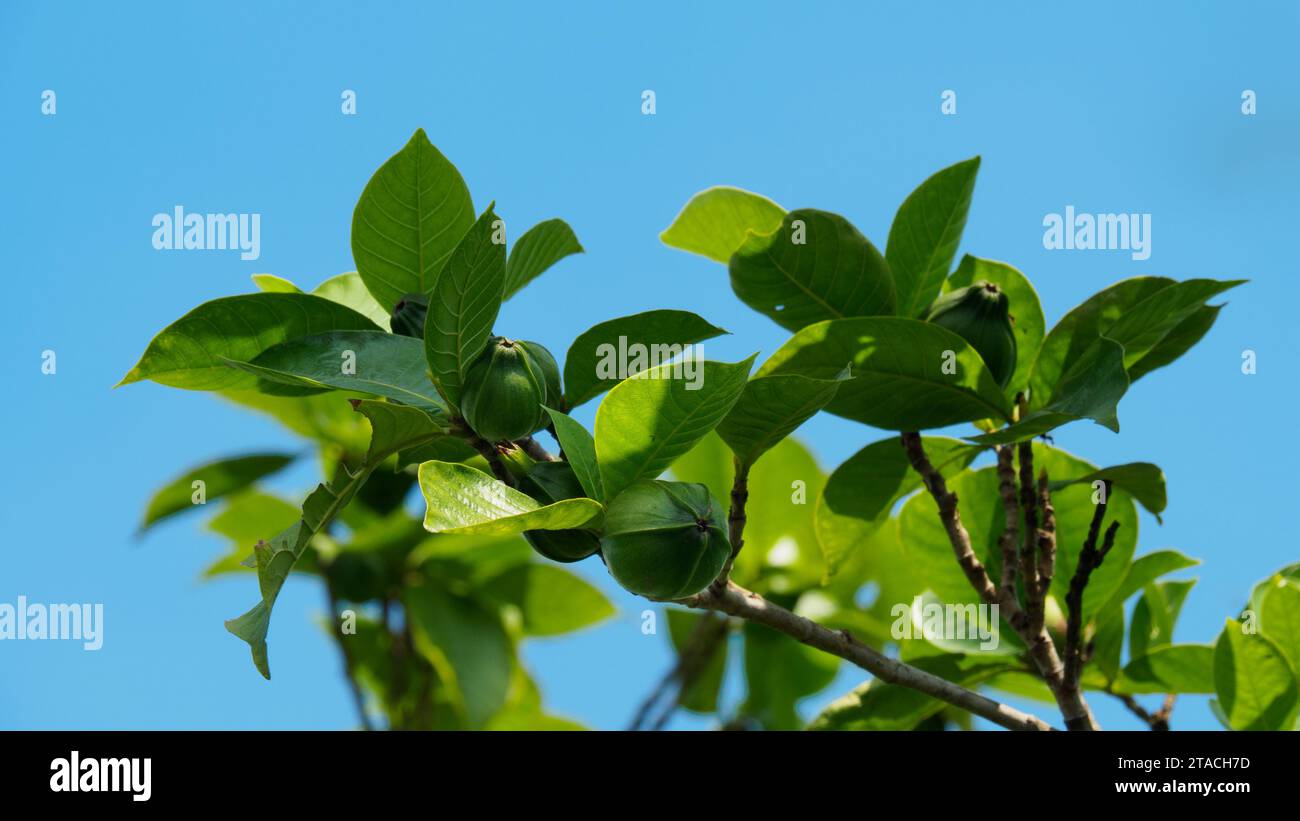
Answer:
[924, 281, 1017, 388]
[521, 461, 600, 563]
[523, 339, 562, 408]
[600, 481, 731, 599]
[461, 337, 549, 442]
[390, 293, 429, 338]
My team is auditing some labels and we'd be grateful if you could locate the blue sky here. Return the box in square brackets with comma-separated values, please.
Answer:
[3, 1, 1297, 730]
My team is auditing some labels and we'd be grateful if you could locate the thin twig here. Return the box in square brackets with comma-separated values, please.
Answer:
[677, 580, 1053, 732]
[517, 435, 561, 463]
[1065, 485, 1118, 691]
[712, 459, 750, 592]
[994, 445, 1021, 604]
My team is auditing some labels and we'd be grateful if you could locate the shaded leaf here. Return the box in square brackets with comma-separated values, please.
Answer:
[119, 293, 381, 391]
[758, 317, 1010, 430]
[1049, 462, 1167, 522]
[562, 310, 728, 409]
[945, 255, 1044, 399]
[716, 368, 849, 469]
[595, 358, 754, 501]
[1119, 644, 1215, 694]
[543, 408, 603, 502]
[139, 452, 294, 532]
[729, 209, 895, 331]
[505, 218, 583, 299]
[886, 157, 981, 317]
[1214, 618, 1299, 730]
[666, 610, 728, 714]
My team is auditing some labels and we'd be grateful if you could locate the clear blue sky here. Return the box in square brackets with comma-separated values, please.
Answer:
[3, 1, 1297, 730]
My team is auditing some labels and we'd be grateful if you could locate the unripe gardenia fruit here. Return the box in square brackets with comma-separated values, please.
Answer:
[924, 280, 1017, 388]
[390, 293, 429, 338]
[460, 337, 553, 442]
[600, 481, 731, 599]
[524, 340, 562, 408]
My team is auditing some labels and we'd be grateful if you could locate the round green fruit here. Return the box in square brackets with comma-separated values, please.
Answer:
[390, 293, 429, 338]
[460, 337, 551, 442]
[924, 280, 1017, 388]
[600, 481, 731, 599]
[523, 339, 562, 408]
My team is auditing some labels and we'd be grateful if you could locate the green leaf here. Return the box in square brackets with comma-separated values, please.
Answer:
[1127, 303, 1223, 382]
[1259, 579, 1300, 671]
[1104, 278, 1244, 370]
[970, 337, 1129, 445]
[423, 206, 507, 408]
[405, 580, 513, 729]
[481, 564, 614, 637]
[418, 460, 602, 535]
[224, 330, 447, 413]
[729, 209, 896, 331]
[311, 271, 392, 328]
[1119, 644, 1215, 694]
[758, 317, 1010, 430]
[543, 408, 603, 502]
[1129, 581, 1194, 660]
[119, 293, 382, 391]
[660, 186, 785, 263]
[1099, 549, 1198, 614]
[666, 610, 728, 714]
[139, 452, 295, 532]
[716, 369, 849, 469]
[562, 310, 728, 409]
[1214, 618, 1299, 730]
[203, 491, 303, 578]
[815, 436, 979, 577]
[809, 653, 1013, 731]
[252, 273, 300, 293]
[945, 255, 1044, 398]
[504, 219, 583, 299]
[595, 357, 754, 501]
[1092, 603, 1125, 682]
[224, 400, 444, 678]
[350, 128, 475, 311]
[886, 157, 981, 318]
[1049, 463, 1167, 522]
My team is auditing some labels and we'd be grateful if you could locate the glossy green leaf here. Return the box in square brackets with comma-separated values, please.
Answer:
[562, 310, 728, 409]
[1214, 618, 1299, 730]
[716, 368, 849, 469]
[1049, 462, 1167, 522]
[480, 564, 614, 637]
[886, 157, 981, 317]
[758, 317, 1010, 430]
[224, 400, 444, 677]
[119, 293, 381, 391]
[543, 408, 603, 502]
[666, 610, 728, 714]
[660, 186, 785, 263]
[423, 206, 506, 408]
[595, 357, 754, 501]
[139, 452, 294, 532]
[970, 337, 1128, 445]
[1092, 603, 1125, 682]
[945, 255, 1044, 398]
[350, 128, 475, 311]
[1127, 303, 1223, 382]
[729, 209, 895, 331]
[504, 219, 583, 299]
[225, 330, 446, 413]
[1119, 644, 1215, 694]
[312, 271, 392, 328]
[815, 436, 979, 577]
[418, 460, 602, 535]
[405, 580, 512, 729]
